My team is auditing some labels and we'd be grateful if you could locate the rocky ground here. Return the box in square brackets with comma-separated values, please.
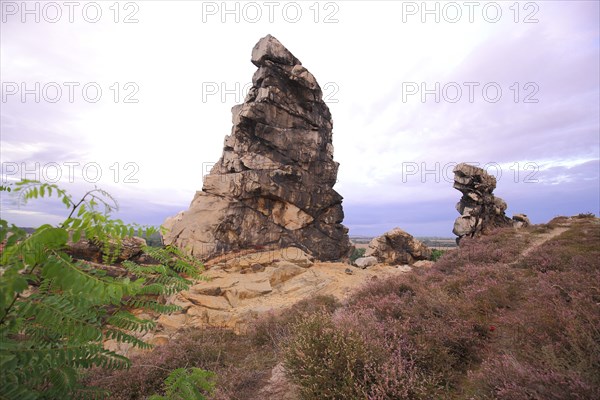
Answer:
[106, 246, 432, 355]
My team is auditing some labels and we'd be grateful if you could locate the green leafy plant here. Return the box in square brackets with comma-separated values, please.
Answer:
[149, 368, 216, 400]
[0, 180, 204, 399]
[349, 247, 366, 263]
[430, 249, 445, 261]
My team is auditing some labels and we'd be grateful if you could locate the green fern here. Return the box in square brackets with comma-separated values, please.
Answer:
[149, 368, 216, 400]
[0, 180, 205, 399]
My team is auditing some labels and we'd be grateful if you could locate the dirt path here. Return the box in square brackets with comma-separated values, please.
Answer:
[517, 226, 570, 261]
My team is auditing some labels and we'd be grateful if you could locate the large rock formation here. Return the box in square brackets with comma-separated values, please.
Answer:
[364, 227, 432, 265]
[452, 163, 514, 242]
[162, 35, 351, 261]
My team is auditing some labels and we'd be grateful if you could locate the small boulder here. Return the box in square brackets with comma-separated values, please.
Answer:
[354, 256, 378, 269]
[365, 228, 431, 265]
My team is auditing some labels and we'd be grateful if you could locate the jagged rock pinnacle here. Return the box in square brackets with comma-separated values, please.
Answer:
[162, 35, 351, 261]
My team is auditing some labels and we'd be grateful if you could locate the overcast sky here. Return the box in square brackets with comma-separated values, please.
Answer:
[1, 0, 598, 237]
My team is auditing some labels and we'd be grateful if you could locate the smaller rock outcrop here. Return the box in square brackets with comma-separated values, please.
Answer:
[365, 228, 431, 265]
[452, 163, 528, 243]
[512, 213, 531, 228]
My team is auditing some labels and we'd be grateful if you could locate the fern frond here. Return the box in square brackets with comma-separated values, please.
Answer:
[18, 295, 103, 342]
[0, 380, 38, 400]
[125, 299, 182, 314]
[104, 328, 152, 350]
[41, 253, 141, 304]
[106, 311, 155, 332]
[45, 366, 79, 398]
[12, 180, 73, 209]
[122, 261, 168, 275]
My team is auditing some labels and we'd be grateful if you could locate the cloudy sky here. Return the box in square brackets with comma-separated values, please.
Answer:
[1, 0, 598, 237]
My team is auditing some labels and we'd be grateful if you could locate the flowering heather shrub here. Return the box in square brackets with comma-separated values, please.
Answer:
[472, 355, 598, 400]
[332, 307, 448, 399]
[84, 327, 276, 400]
[346, 273, 488, 386]
[284, 218, 600, 398]
[436, 227, 529, 269]
[283, 311, 376, 399]
[251, 295, 341, 347]
[517, 221, 600, 273]
[468, 219, 600, 398]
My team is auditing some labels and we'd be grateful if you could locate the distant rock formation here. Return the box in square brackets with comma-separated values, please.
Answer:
[512, 213, 531, 228]
[162, 35, 351, 261]
[452, 163, 524, 243]
[364, 228, 432, 265]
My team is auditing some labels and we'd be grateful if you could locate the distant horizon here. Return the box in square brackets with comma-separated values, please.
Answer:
[8, 201, 596, 240]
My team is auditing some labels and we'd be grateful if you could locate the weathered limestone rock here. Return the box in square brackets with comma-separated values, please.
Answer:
[452, 163, 514, 242]
[162, 34, 351, 261]
[365, 228, 432, 265]
[147, 249, 412, 335]
[269, 263, 306, 286]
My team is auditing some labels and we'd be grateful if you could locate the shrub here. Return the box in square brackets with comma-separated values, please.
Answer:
[85, 327, 276, 400]
[251, 294, 340, 347]
[149, 368, 216, 400]
[430, 248, 445, 261]
[283, 220, 600, 398]
[284, 312, 375, 399]
[349, 247, 366, 263]
[0, 181, 203, 399]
